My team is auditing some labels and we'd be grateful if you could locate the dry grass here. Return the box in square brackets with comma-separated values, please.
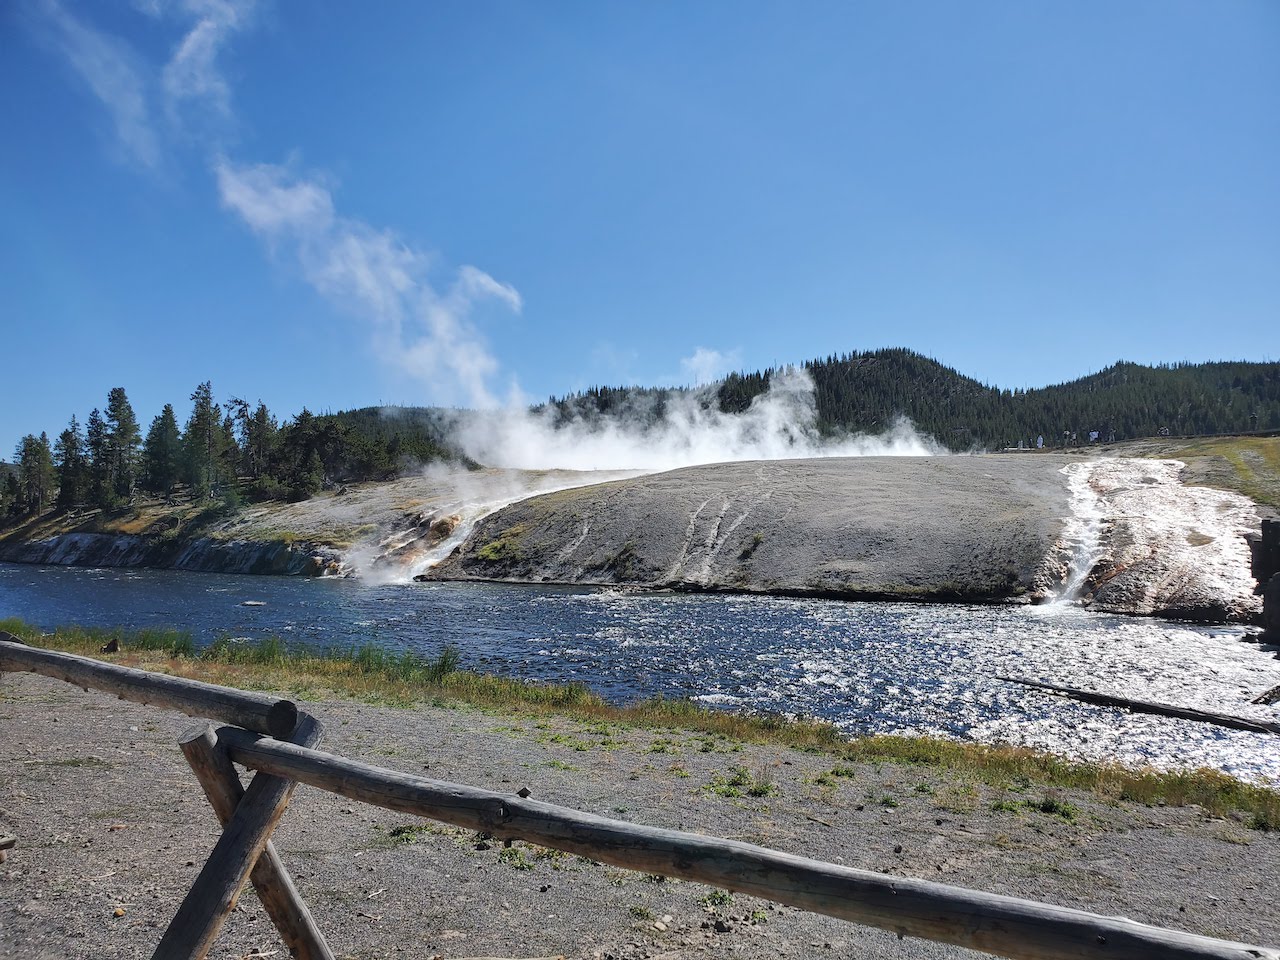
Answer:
[1126, 436, 1280, 511]
[2, 617, 1277, 829]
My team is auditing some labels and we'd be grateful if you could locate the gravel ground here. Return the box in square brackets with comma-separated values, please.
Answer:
[3, 672, 1278, 960]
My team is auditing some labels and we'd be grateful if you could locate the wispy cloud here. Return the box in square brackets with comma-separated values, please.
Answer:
[162, 0, 254, 125]
[35, 0, 160, 168]
[215, 159, 522, 408]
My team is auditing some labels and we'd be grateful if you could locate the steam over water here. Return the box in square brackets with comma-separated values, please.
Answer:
[3, 563, 1277, 782]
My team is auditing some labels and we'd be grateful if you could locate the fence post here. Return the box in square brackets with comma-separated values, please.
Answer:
[180, 722, 333, 960]
[152, 716, 323, 960]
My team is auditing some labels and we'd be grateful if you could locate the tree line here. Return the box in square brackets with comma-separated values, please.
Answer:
[1, 385, 456, 522]
[6, 351, 1278, 522]
[554, 350, 1280, 451]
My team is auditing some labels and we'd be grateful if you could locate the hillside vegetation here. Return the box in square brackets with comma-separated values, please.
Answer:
[4, 353, 1279, 532]
[556, 350, 1280, 452]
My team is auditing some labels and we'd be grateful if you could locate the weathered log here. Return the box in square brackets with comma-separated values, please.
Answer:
[0, 633, 297, 738]
[217, 726, 1279, 960]
[180, 722, 333, 960]
[152, 717, 321, 960]
[996, 675, 1280, 735]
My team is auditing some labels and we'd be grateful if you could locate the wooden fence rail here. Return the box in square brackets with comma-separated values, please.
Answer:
[1, 633, 1277, 960]
[0, 633, 297, 737]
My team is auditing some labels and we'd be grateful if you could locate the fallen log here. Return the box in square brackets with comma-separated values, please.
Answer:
[996, 675, 1280, 735]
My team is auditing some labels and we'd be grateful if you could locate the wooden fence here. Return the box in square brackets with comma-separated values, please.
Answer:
[2, 632, 1277, 960]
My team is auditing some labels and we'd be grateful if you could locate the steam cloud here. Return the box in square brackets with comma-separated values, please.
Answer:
[214, 160, 520, 409]
[451, 367, 942, 472]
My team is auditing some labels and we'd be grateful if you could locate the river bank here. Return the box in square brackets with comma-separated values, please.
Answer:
[2, 446, 1273, 623]
[3, 660, 1279, 959]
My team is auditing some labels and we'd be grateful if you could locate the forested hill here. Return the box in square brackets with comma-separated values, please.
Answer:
[558, 350, 1280, 451]
[6, 352, 1280, 523]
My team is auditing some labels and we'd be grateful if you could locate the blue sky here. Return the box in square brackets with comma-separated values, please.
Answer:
[2, 0, 1277, 455]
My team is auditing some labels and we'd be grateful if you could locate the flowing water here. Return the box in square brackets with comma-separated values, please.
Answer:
[2, 561, 1277, 782]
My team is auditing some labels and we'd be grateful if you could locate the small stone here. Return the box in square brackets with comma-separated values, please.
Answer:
[113, 907, 126, 918]
[894, 845, 903, 854]
[654, 921, 668, 931]
[714, 919, 731, 933]
[662, 915, 673, 924]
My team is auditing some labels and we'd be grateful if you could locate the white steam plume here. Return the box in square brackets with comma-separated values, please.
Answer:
[161, 0, 254, 126]
[452, 367, 943, 472]
[215, 159, 521, 408]
[679, 347, 740, 387]
[33, 0, 161, 169]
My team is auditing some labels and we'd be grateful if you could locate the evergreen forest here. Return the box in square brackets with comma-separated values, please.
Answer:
[556, 350, 1280, 451]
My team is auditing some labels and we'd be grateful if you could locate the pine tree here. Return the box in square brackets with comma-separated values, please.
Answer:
[1, 472, 19, 519]
[15, 433, 56, 515]
[104, 387, 142, 500]
[183, 382, 222, 499]
[85, 408, 111, 509]
[230, 398, 277, 480]
[219, 412, 240, 485]
[54, 415, 87, 509]
[301, 449, 325, 494]
[142, 404, 182, 495]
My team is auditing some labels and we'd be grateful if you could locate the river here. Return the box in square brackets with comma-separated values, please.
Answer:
[2, 561, 1277, 782]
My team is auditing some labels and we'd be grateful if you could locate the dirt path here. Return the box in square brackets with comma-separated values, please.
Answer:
[3, 673, 1277, 959]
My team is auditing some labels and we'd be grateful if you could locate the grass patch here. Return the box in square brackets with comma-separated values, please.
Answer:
[474, 523, 528, 565]
[707, 765, 775, 799]
[701, 889, 734, 908]
[497, 847, 533, 870]
[1135, 436, 1280, 511]
[3, 618, 1278, 830]
[991, 795, 1079, 822]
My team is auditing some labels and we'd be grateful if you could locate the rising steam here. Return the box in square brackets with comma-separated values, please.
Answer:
[450, 367, 943, 473]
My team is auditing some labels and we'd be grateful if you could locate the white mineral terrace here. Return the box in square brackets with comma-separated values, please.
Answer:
[1058, 458, 1262, 620]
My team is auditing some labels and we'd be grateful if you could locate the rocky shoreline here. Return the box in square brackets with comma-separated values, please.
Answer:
[0, 531, 342, 576]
